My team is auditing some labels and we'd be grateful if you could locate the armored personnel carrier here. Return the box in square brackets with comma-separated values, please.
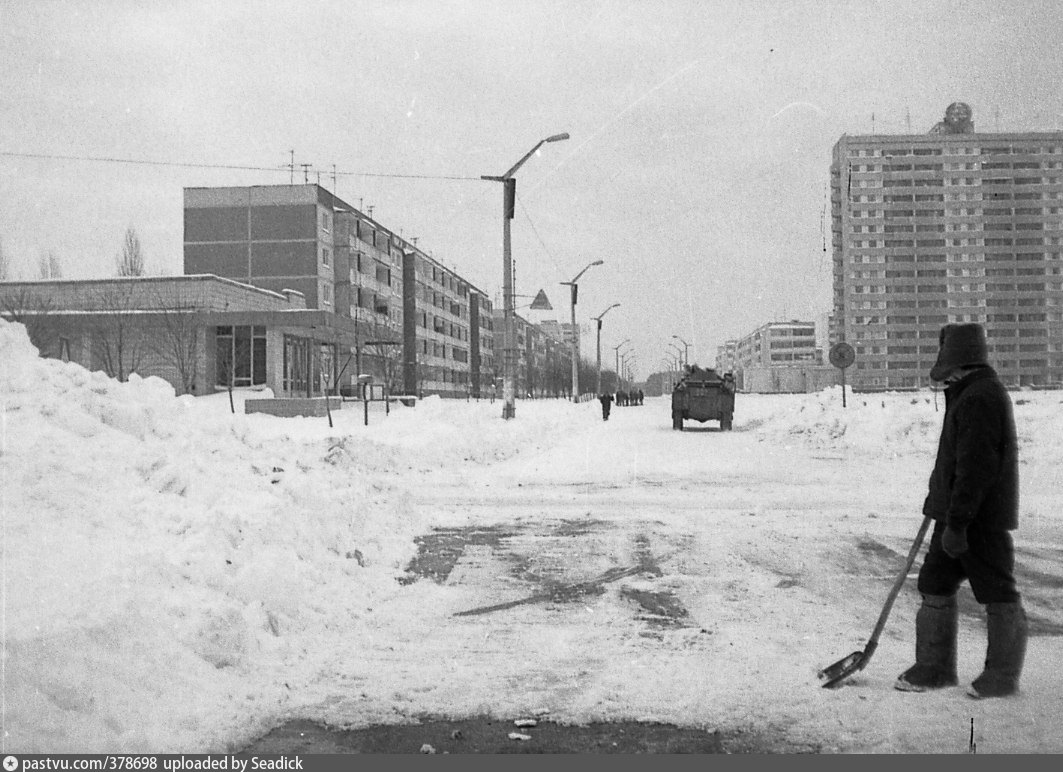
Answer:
[670, 365, 736, 431]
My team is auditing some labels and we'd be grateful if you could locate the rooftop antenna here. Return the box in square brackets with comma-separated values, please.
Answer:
[368, 205, 374, 218]
[289, 150, 295, 184]
[332, 164, 337, 192]
[300, 163, 311, 184]
[906, 107, 911, 132]
[872, 112, 876, 133]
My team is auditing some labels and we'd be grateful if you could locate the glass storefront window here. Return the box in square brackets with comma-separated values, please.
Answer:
[216, 325, 267, 388]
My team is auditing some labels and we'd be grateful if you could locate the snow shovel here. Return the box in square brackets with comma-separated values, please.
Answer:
[818, 515, 932, 689]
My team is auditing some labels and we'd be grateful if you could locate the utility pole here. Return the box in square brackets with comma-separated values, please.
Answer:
[613, 339, 629, 395]
[672, 335, 690, 369]
[560, 260, 603, 403]
[594, 303, 620, 394]
[481, 132, 570, 419]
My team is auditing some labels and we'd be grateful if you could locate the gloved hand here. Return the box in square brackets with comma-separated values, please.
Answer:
[942, 525, 969, 558]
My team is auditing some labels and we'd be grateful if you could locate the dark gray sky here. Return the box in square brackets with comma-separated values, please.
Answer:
[3, 0, 1063, 374]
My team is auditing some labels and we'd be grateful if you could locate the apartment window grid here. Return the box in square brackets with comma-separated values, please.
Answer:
[835, 132, 1063, 387]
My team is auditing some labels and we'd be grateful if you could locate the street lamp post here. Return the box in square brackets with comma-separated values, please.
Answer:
[672, 335, 690, 369]
[666, 355, 680, 389]
[482, 132, 570, 420]
[659, 358, 675, 392]
[620, 351, 634, 393]
[668, 342, 685, 373]
[593, 302, 620, 395]
[560, 259, 604, 404]
[613, 339, 629, 394]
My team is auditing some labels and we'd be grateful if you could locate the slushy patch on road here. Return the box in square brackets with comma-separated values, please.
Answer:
[241, 717, 820, 754]
[397, 526, 515, 585]
[619, 587, 690, 629]
[399, 520, 695, 631]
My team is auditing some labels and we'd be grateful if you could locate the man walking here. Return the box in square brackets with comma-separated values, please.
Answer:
[895, 323, 1026, 699]
[598, 392, 614, 421]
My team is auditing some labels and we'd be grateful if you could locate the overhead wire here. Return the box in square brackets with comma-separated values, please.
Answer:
[0, 150, 481, 181]
[516, 195, 565, 283]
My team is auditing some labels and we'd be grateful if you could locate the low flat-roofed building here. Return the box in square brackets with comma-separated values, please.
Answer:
[0, 274, 359, 398]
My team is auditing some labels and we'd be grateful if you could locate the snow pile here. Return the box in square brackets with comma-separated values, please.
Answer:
[2, 321, 419, 751]
[742, 387, 943, 456]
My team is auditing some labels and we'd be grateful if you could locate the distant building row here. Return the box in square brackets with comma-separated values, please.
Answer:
[711, 320, 836, 393]
[0, 184, 574, 400]
[717, 105, 1063, 392]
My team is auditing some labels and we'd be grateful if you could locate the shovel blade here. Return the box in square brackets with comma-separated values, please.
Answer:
[818, 650, 865, 689]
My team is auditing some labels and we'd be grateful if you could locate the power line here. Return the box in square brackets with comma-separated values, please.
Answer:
[335, 169, 481, 182]
[0, 150, 482, 181]
[1, 150, 285, 173]
[517, 195, 565, 279]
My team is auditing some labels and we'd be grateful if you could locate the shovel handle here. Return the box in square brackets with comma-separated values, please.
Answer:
[865, 516, 932, 650]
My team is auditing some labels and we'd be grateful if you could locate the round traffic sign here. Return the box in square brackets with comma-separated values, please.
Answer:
[829, 342, 855, 369]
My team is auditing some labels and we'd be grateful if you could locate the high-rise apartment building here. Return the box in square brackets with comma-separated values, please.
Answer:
[831, 103, 1063, 389]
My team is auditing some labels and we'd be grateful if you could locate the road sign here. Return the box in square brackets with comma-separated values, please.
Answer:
[829, 342, 855, 369]
[828, 342, 856, 408]
[529, 289, 553, 310]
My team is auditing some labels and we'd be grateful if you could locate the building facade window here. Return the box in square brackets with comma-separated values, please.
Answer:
[217, 325, 267, 388]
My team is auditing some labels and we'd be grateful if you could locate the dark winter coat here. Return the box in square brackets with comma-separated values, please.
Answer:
[922, 367, 1018, 531]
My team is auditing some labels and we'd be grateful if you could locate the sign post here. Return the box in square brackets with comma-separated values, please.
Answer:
[358, 374, 373, 426]
[829, 342, 856, 408]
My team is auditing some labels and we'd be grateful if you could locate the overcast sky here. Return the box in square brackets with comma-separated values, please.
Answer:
[3, 0, 1063, 375]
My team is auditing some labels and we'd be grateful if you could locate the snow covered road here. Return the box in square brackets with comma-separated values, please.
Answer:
[264, 397, 1063, 753]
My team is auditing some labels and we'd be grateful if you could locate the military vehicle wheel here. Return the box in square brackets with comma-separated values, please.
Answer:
[672, 411, 683, 430]
[721, 414, 733, 431]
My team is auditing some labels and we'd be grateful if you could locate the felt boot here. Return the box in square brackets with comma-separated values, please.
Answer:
[967, 601, 1028, 699]
[895, 593, 959, 692]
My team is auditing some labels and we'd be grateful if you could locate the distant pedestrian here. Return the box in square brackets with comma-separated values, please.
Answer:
[598, 392, 614, 421]
[895, 323, 1026, 699]
[637, 388, 644, 405]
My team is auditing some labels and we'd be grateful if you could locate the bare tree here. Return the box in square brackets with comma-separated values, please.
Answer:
[354, 310, 403, 391]
[149, 287, 200, 395]
[0, 286, 63, 355]
[92, 283, 144, 381]
[116, 226, 146, 277]
[365, 339, 402, 391]
[37, 251, 62, 279]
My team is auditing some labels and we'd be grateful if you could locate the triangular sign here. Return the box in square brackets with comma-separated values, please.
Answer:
[529, 289, 553, 310]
